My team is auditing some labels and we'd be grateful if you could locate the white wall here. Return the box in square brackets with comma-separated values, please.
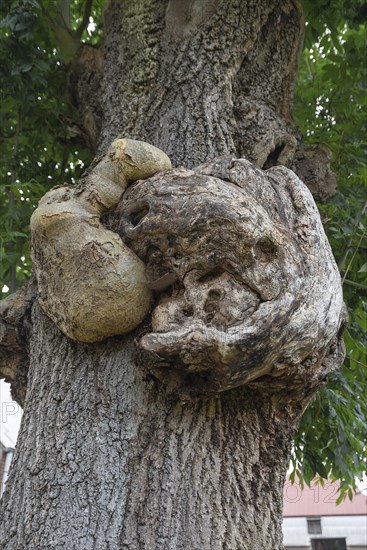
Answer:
[0, 380, 22, 447]
[283, 515, 367, 547]
[283, 517, 308, 547]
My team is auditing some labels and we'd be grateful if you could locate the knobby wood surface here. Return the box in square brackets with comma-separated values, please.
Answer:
[115, 159, 344, 398]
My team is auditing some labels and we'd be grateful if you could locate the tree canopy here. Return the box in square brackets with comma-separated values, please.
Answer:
[0, 0, 366, 500]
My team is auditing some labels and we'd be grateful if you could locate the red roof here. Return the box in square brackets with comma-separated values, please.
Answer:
[283, 479, 367, 517]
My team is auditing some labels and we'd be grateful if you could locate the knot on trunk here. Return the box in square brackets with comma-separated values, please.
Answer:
[115, 156, 345, 398]
[0, 279, 36, 406]
[291, 143, 338, 202]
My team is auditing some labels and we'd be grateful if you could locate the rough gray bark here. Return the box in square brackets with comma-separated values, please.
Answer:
[1, 309, 307, 550]
[0, 1, 345, 549]
[96, 0, 303, 168]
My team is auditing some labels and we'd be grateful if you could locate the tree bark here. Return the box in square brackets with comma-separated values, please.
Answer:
[0, 1, 344, 549]
[1, 309, 307, 549]
[77, 0, 304, 168]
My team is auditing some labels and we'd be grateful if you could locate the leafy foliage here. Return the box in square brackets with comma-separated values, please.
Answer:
[0, 0, 97, 295]
[292, 4, 367, 497]
[0, 0, 366, 497]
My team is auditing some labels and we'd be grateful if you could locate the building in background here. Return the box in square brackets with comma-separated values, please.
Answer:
[1, 380, 21, 497]
[0, 438, 14, 497]
[283, 478, 367, 550]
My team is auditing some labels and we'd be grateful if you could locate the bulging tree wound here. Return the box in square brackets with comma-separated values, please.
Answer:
[30, 138, 171, 343]
[27, 139, 346, 400]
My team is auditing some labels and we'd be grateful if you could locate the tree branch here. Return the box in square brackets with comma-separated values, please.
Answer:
[338, 201, 367, 271]
[7, 109, 21, 294]
[56, 0, 72, 30]
[76, 0, 93, 39]
[343, 279, 367, 290]
[42, 1, 80, 61]
[341, 231, 366, 284]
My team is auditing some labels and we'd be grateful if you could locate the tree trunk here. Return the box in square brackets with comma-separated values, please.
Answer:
[0, 1, 342, 549]
[1, 308, 306, 549]
[78, 0, 303, 168]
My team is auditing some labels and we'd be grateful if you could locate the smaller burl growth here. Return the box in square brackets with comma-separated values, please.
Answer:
[30, 139, 171, 342]
[27, 140, 345, 399]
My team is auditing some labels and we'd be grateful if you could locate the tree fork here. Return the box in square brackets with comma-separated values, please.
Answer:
[72, 0, 333, 193]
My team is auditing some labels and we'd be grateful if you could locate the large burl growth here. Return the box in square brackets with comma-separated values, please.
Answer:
[29, 139, 345, 399]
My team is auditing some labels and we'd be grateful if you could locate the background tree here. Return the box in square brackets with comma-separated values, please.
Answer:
[0, 0, 366, 548]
